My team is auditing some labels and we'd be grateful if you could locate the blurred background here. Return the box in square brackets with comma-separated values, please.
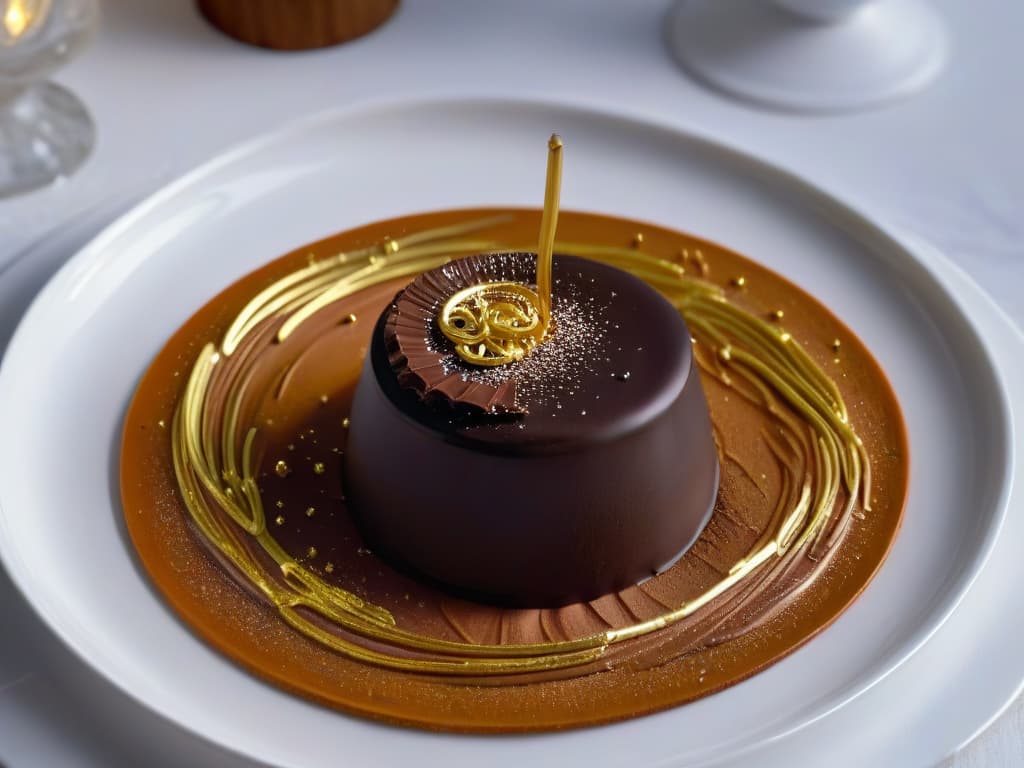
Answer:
[0, 1, 1020, 766]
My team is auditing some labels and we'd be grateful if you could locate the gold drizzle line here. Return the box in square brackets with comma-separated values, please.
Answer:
[535, 134, 562, 331]
[171, 214, 870, 678]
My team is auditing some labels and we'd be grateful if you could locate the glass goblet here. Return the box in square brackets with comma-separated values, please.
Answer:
[0, 0, 99, 198]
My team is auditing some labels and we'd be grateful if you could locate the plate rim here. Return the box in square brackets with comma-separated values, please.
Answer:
[0, 95, 1016, 765]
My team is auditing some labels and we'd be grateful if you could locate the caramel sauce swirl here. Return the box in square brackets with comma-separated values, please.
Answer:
[169, 214, 871, 680]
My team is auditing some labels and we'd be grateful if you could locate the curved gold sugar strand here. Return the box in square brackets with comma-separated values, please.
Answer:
[708, 339, 851, 554]
[689, 334, 816, 560]
[677, 293, 863, 515]
[178, 346, 397, 627]
[698, 294, 846, 420]
[170, 216, 872, 677]
[688, 296, 844, 430]
[437, 281, 546, 366]
[224, 251, 388, 356]
[696, 300, 822, 406]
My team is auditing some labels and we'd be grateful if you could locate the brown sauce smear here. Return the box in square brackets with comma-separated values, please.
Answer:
[121, 208, 907, 732]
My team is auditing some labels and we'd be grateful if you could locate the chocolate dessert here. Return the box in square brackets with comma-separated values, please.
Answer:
[344, 252, 719, 606]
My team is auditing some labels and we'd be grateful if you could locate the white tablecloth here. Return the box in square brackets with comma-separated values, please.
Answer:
[1, 1, 1020, 765]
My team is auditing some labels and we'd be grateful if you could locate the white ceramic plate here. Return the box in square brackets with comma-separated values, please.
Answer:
[752, 233, 1023, 766]
[0, 99, 1015, 767]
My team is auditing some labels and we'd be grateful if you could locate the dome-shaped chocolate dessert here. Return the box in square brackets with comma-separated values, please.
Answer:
[343, 251, 719, 606]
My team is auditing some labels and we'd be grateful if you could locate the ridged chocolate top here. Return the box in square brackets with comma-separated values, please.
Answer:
[384, 253, 522, 414]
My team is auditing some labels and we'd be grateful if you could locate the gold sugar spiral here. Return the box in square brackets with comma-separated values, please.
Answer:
[438, 281, 547, 366]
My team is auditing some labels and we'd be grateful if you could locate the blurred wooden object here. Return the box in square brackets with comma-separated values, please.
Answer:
[197, 0, 399, 50]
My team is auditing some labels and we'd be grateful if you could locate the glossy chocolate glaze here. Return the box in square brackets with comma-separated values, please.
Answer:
[345, 253, 719, 606]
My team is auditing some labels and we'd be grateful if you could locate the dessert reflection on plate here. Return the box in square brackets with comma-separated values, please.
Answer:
[120, 139, 907, 732]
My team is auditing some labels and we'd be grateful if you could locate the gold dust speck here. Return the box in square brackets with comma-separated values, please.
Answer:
[325, 562, 335, 574]
[157, 419, 166, 429]
[307, 546, 318, 559]
[832, 338, 842, 352]
[313, 462, 326, 475]
[632, 232, 645, 247]
[342, 417, 350, 429]
[319, 395, 329, 405]
[693, 249, 710, 276]
[274, 515, 285, 526]
[287, 444, 295, 451]
[274, 460, 290, 477]
[383, 238, 400, 254]
[275, 500, 285, 509]
[772, 309, 785, 321]
[305, 506, 316, 517]
[342, 313, 358, 325]
[730, 276, 746, 288]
